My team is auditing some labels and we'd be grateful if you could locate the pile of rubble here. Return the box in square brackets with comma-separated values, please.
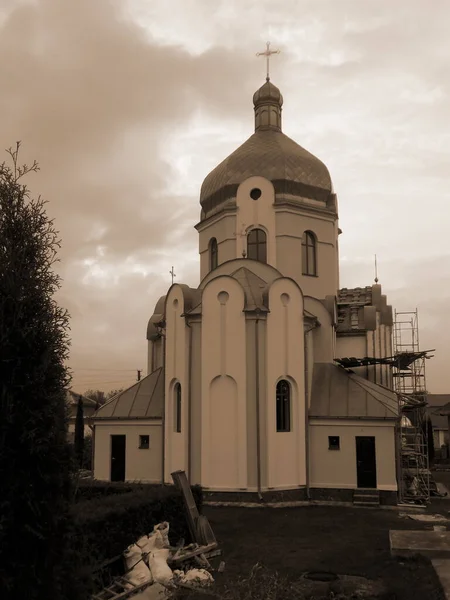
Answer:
[92, 471, 223, 600]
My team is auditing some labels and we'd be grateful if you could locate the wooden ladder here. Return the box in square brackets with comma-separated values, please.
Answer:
[91, 576, 155, 600]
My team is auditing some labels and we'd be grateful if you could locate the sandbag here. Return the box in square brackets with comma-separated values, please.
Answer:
[123, 543, 153, 588]
[148, 521, 170, 549]
[182, 568, 214, 587]
[136, 534, 157, 565]
[147, 548, 173, 584]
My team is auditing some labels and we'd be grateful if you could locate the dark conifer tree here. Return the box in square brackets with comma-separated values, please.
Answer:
[0, 143, 77, 599]
[74, 395, 85, 469]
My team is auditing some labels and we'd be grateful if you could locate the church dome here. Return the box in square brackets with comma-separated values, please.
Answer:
[200, 80, 333, 217]
[252, 80, 283, 106]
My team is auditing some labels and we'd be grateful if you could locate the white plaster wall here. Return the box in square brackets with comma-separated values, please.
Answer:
[164, 285, 189, 482]
[304, 296, 335, 362]
[93, 422, 162, 482]
[275, 209, 338, 299]
[266, 278, 306, 489]
[197, 213, 237, 281]
[336, 335, 366, 360]
[235, 176, 276, 268]
[309, 420, 397, 491]
[201, 276, 247, 490]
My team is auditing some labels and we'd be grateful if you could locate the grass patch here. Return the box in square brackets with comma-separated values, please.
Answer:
[192, 504, 445, 600]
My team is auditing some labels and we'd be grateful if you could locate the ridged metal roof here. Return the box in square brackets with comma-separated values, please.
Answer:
[310, 363, 398, 419]
[93, 368, 163, 419]
[199, 128, 332, 209]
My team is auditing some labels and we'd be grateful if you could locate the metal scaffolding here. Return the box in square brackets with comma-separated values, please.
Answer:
[393, 309, 430, 505]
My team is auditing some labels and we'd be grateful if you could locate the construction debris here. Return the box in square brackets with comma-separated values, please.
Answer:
[92, 471, 221, 600]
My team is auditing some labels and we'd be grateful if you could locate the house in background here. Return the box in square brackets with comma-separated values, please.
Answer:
[92, 369, 163, 483]
[66, 390, 98, 443]
[427, 394, 450, 453]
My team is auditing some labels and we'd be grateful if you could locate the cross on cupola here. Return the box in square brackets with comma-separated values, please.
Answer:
[256, 41, 280, 82]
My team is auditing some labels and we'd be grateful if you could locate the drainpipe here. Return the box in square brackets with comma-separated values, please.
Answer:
[304, 323, 316, 501]
[185, 318, 193, 485]
[161, 329, 166, 485]
[255, 309, 262, 500]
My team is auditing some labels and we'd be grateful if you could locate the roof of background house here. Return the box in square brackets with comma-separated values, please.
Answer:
[336, 286, 372, 334]
[93, 368, 163, 419]
[66, 390, 98, 408]
[310, 362, 398, 419]
[438, 402, 450, 417]
[426, 395, 450, 422]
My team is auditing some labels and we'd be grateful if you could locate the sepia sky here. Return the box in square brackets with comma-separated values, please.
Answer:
[1, 0, 449, 393]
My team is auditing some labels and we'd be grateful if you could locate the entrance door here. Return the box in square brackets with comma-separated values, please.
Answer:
[110, 435, 126, 482]
[355, 436, 377, 488]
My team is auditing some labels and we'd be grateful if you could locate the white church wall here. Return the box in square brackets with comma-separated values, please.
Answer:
[189, 319, 202, 485]
[197, 213, 237, 281]
[201, 276, 247, 490]
[266, 278, 306, 489]
[93, 422, 162, 483]
[235, 176, 276, 267]
[335, 335, 366, 361]
[275, 209, 338, 300]
[309, 420, 397, 491]
[304, 296, 335, 362]
[164, 286, 190, 482]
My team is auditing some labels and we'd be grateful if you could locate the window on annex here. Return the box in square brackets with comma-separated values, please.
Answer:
[247, 228, 267, 263]
[209, 238, 218, 271]
[139, 435, 150, 449]
[276, 380, 291, 432]
[174, 383, 182, 433]
[328, 436, 340, 450]
[302, 231, 317, 276]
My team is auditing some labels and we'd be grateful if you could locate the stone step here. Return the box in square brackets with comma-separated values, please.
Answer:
[353, 490, 380, 506]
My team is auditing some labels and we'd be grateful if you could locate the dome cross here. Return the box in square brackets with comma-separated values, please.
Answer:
[256, 41, 280, 82]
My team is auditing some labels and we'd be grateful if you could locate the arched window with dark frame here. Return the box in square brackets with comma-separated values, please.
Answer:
[247, 228, 267, 263]
[302, 231, 317, 276]
[276, 380, 291, 432]
[174, 383, 181, 433]
[209, 238, 218, 271]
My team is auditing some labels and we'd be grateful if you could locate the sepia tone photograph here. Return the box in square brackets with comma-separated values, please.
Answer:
[1, 1, 450, 599]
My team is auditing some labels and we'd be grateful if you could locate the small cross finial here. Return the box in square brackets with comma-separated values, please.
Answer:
[256, 41, 280, 81]
[169, 266, 176, 285]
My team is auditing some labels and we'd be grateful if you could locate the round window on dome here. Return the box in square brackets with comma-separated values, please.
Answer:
[250, 188, 262, 200]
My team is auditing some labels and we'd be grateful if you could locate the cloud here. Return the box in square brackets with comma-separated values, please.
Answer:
[1, 0, 449, 392]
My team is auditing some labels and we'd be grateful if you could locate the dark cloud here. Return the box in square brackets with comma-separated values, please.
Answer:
[2, 0, 449, 392]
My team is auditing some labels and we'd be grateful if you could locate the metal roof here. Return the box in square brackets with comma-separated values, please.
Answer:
[310, 363, 398, 419]
[66, 390, 98, 408]
[93, 368, 163, 419]
[200, 129, 332, 213]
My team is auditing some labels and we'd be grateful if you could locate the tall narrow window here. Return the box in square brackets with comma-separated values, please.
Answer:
[276, 380, 291, 432]
[247, 228, 267, 263]
[174, 383, 181, 433]
[209, 238, 218, 271]
[302, 231, 317, 276]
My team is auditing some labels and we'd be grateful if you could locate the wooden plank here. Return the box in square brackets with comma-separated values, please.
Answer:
[171, 470, 200, 544]
[171, 542, 217, 564]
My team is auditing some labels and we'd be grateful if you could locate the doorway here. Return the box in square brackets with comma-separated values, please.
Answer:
[355, 436, 377, 488]
[110, 435, 126, 482]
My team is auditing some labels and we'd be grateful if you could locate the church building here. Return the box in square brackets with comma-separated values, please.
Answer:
[92, 72, 400, 506]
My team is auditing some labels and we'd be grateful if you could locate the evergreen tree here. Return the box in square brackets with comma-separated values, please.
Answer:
[0, 143, 77, 599]
[74, 395, 84, 469]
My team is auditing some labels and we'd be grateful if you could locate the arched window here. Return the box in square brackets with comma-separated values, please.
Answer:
[302, 231, 317, 276]
[247, 228, 267, 263]
[276, 380, 291, 432]
[174, 383, 181, 433]
[209, 238, 218, 271]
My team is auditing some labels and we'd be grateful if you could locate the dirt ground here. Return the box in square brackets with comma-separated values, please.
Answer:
[198, 502, 446, 599]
